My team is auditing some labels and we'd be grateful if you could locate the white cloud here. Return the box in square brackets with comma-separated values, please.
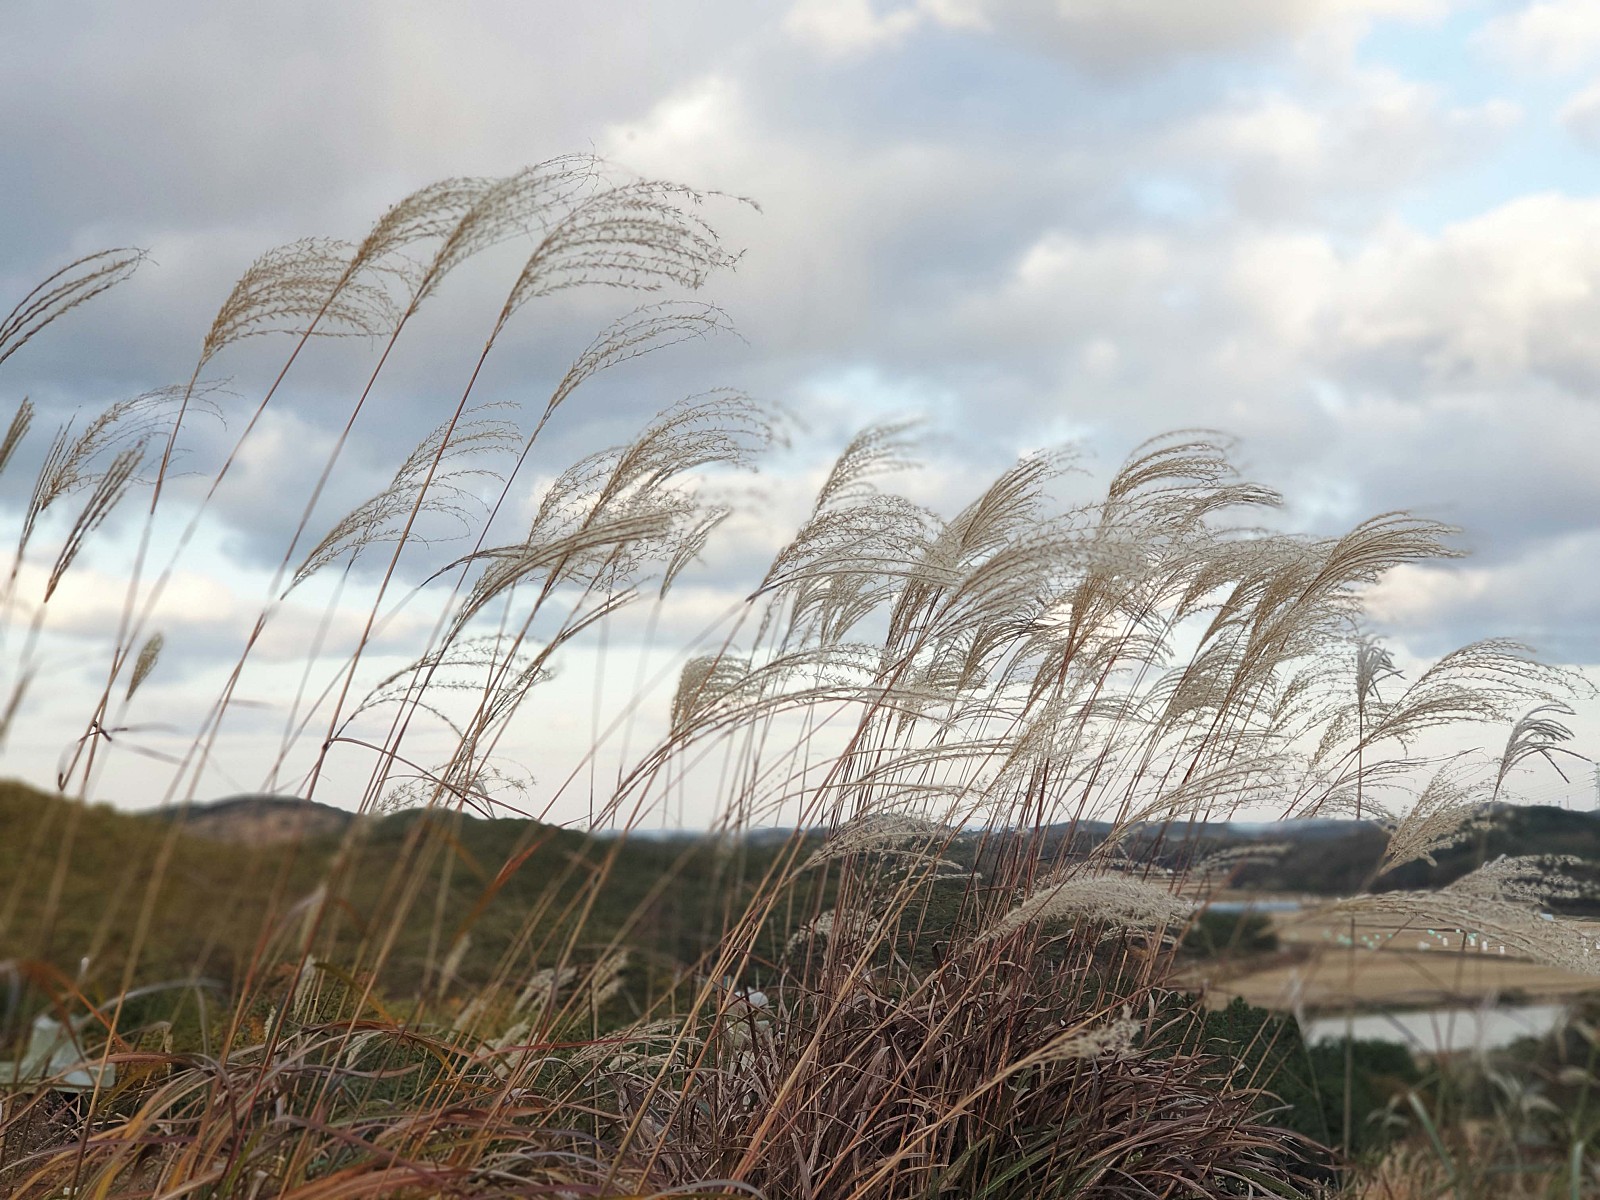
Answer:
[1329, 196, 1600, 391]
[1481, 0, 1600, 75]
[1366, 531, 1600, 662]
[10, 555, 437, 675]
[921, 0, 1447, 72]
[966, 202, 1600, 401]
[1222, 233, 1340, 351]
[783, 0, 922, 56]
[787, 0, 1449, 70]
[1170, 70, 1518, 219]
[1559, 78, 1600, 148]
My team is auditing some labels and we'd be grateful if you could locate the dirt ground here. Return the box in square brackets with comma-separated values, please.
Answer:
[1178, 904, 1600, 1010]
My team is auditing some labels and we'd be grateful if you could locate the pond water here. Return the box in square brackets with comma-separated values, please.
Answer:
[1304, 1003, 1568, 1054]
[1204, 899, 1303, 914]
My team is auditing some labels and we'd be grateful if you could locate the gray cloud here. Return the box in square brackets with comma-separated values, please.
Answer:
[787, 0, 1449, 74]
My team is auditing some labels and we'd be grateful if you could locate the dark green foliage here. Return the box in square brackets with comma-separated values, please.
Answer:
[1181, 910, 1279, 959]
[0, 780, 324, 986]
[1235, 827, 1389, 895]
[1289, 1038, 1421, 1157]
[0, 782, 795, 996]
[1175, 995, 1420, 1158]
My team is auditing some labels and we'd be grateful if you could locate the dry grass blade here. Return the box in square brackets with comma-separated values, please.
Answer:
[0, 671, 28, 746]
[0, 248, 145, 367]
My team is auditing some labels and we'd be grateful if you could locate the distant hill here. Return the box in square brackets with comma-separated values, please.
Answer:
[151, 793, 355, 843]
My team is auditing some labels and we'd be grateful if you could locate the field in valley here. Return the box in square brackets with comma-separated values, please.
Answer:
[1182, 902, 1600, 1011]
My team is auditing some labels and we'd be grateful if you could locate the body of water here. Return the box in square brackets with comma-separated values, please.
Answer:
[1304, 1003, 1567, 1054]
[1205, 899, 1303, 914]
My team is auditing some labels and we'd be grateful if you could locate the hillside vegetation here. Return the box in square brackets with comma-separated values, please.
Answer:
[10, 782, 1600, 999]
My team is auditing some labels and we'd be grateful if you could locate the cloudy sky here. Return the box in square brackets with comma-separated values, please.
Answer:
[4, 0, 1600, 816]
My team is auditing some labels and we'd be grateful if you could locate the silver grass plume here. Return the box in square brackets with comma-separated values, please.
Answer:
[659, 503, 731, 598]
[198, 238, 403, 367]
[0, 399, 32, 478]
[1034, 1007, 1141, 1063]
[199, 159, 600, 366]
[408, 159, 602, 311]
[802, 812, 950, 869]
[17, 386, 221, 562]
[568, 1018, 700, 1074]
[760, 424, 935, 643]
[1104, 432, 1276, 521]
[354, 635, 553, 746]
[785, 907, 886, 953]
[352, 175, 511, 266]
[1348, 640, 1581, 753]
[982, 869, 1193, 942]
[0, 248, 145, 367]
[1117, 754, 1290, 829]
[887, 450, 1071, 658]
[1192, 842, 1291, 884]
[1225, 514, 1462, 707]
[1369, 761, 1489, 879]
[537, 303, 738, 434]
[124, 632, 163, 701]
[497, 176, 749, 324]
[446, 511, 675, 643]
[45, 445, 141, 599]
[291, 403, 519, 590]
[671, 653, 752, 736]
[1320, 856, 1600, 974]
[446, 394, 772, 639]
[1494, 701, 1586, 799]
[662, 643, 881, 749]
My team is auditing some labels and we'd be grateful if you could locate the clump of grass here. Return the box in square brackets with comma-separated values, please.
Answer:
[0, 157, 1596, 1198]
[1347, 1001, 1600, 1198]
